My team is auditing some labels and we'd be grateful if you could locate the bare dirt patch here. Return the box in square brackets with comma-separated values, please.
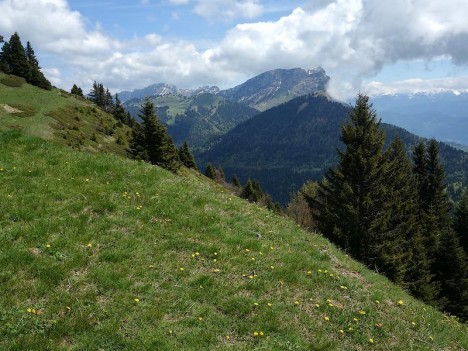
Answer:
[3, 104, 23, 114]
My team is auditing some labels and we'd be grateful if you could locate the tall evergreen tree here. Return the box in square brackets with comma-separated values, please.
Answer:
[5, 32, 29, 78]
[25, 41, 52, 90]
[454, 190, 468, 253]
[232, 174, 241, 188]
[205, 163, 216, 179]
[71, 84, 84, 97]
[178, 142, 197, 169]
[372, 137, 418, 286]
[113, 94, 128, 124]
[308, 94, 388, 262]
[0, 40, 10, 73]
[140, 98, 180, 172]
[127, 123, 148, 161]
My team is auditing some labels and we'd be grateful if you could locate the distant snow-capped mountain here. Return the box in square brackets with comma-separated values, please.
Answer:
[371, 91, 468, 147]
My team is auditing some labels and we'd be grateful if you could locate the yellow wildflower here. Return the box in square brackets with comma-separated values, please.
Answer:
[267, 303, 272, 307]
[253, 331, 259, 336]
[397, 300, 404, 306]
[179, 267, 185, 271]
[134, 298, 140, 302]
[359, 310, 366, 315]
[324, 316, 330, 321]
[369, 338, 374, 344]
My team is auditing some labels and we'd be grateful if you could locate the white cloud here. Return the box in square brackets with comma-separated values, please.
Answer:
[364, 76, 468, 96]
[194, 0, 263, 21]
[2, 0, 468, 98]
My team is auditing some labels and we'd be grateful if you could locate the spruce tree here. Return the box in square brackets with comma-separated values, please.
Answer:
[0, 40, 10, 73]
[113, 94, 128, 124]
[232, 174, 241, 188]
[127, 123, 148, 161]
[372, 137, 418, 286]
[309, 94, 388, 262]
[454, 190, 468, 253]
[139, 98, 180, 172]
[205, 163, 216, 179]
[435, 228, 468, 320]
[178, 142, 197, 169]
[25, 41, 51, 90]
[71, 84, 84, 97]
[5, 33, 30, 78]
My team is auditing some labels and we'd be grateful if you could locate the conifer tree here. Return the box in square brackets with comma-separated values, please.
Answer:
[372, 137, 418, 286]
[309, 94, 388, 262]
[127, 98, 180, 172]
[71, 84, 84, 97]
[205, 163, 216, 179]
[139, 98, 180, 171]
[0, 40, 9, 72]
[178, 142, 197, 169]
[216, 165, 225, 183]
[5, 33, 30, 78]
[113, 94, 128, 124]
[25, 41, 51, 90]
[232, 174, 241, 188]
[127, 123, 147, 161]
[454, 190, 468, 253]
[435, 228, 468, 320]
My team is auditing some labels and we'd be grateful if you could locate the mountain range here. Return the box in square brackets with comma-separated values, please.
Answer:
[122, 68, 329, 151]
[372, 91, 468, 147]
[198, 93, 468, 204]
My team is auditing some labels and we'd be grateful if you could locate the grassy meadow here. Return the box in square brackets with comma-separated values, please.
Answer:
[0, 130, 466, 350]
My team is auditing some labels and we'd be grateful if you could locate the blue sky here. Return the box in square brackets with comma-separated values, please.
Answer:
[1, 0, 468, 99]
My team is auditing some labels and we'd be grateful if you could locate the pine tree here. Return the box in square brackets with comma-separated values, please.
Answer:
[113, 94, 126, 123]
[205, 163, 216, 179]
[71, 84, 84, 97]
[127, 123, 147, 161]
[435, 228, 468, 320]
[24, 41, 51, 90]
[454, 190, 468, 253]
[144, 98, 180, 171]
[0, 40, 10, 73]
[178, 142, 197, 169]
[309, 94, 388, 262]
[5, 33, 30, 78]
[371, 137, 418, 286]
[232, 174, 241, 188]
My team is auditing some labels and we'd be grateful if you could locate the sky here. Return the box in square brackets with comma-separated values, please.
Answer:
[1, 0, 468, 100]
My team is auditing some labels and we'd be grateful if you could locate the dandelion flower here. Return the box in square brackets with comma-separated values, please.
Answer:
[254, 302, 259, 306]
[46, 244, 51, 248]
[179, 268, 185, 271]
[26, 308, 32, 313]
[324, 316, 330, 321]
[369, 338, 374, 344]
[270, 266, 275, 269]
[340, 285, 348, 290]
[375, 300, 380, 304]
[397, 300, 404, 306]
[226, 335, 231, 340]
[411, 321, 416, 326]
[245, 249, 250, 252]
[259, 331, 264, 336]
[339, 329, 344, 334]
[134, 298, 140, 302]
[353, 318, 359, 322]
[87, 243, 92, 248]
[198, 317, 203, 321]
[315, 304, 320, 308]
[251, 257, 256, 261]
[307, 271, 312, 275]
[268, 303, 272, 307]
[294, 301, 300, 305]
[359, 310, 366, 315]
[253, 331, 259, 336]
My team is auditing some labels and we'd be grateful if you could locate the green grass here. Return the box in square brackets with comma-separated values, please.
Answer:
[0, 72, 131, 156]
[0, 130, 466, 350]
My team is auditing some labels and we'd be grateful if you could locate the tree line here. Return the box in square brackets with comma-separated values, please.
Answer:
[0, 32, 51, 90]
[304, 94, 467, 321]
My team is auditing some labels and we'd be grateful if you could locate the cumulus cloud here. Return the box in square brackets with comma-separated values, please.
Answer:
[1, 0, 468, 98]
[364, 76, 468, 96]
[193, 0, 263, 21]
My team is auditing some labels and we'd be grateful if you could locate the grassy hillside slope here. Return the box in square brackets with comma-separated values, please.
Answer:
[0, 73, 131, 156]
[0, 130, 466, 350]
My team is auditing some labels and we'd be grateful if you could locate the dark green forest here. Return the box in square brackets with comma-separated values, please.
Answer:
[198, 93, 468, 205]
[305, 94, 467, 321]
